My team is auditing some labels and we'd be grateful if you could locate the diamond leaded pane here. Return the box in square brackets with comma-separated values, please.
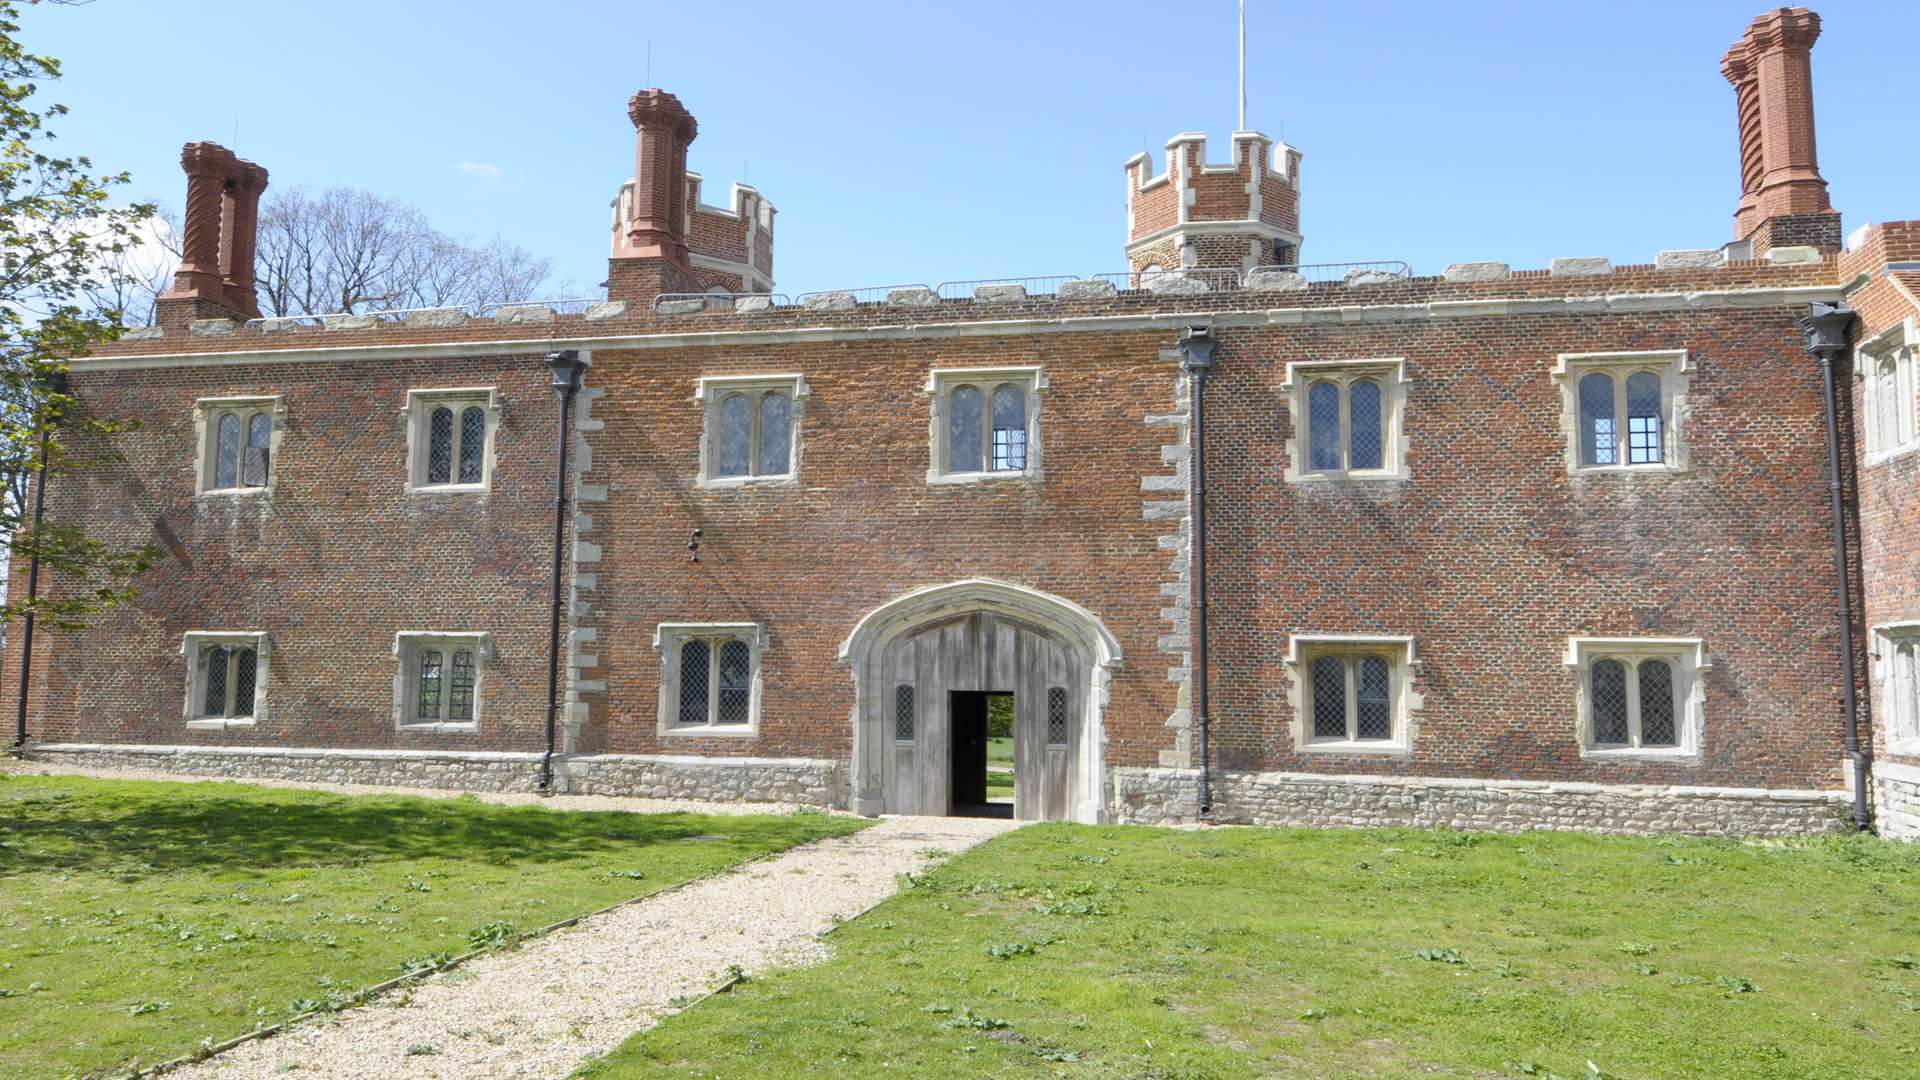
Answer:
[449, 649, 476, 721]
[679, 640, 709, 725]
[458, 406, 486, 484]
[1591, 658, 1628, 744]
[231, 647, 256, 718]
[1047, 686, 1069, 746]
[427, 407, 454, 484]
[948, 385, 984, 472]
[203, 645, 229, 717]
[1579, 372, 1616, 466]
[894, 684, 915, 742]
[1626, 371, 1663, 464]
[243, 413, 271, 487]
[716, 394, 751, 477]
[717, 639, 751, 725]
[990, 385, 1027, 471]
[214, 413, 241, 489]
[1348, 379, 1383, 471]
[1312, 655, 1347, 738]
[1355, 655, 1391, 739]
[417, 649, 443, 720]
[757, 392, 791, 476]
[1307, 381, 1342, 470]
[1638, 659, 1676, 746]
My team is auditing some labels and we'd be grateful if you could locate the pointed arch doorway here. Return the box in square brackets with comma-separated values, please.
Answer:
[840, 579, 1122, 823]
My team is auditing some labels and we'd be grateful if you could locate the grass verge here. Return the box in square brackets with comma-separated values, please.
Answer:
[579, 822, 1920, 1079]
[0, 772, 865, 1079]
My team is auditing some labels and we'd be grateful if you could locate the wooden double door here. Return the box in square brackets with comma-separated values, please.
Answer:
[878, 610, 1084, 820]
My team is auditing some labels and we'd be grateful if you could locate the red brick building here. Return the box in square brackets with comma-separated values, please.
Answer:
[9, 7, 1916, 836]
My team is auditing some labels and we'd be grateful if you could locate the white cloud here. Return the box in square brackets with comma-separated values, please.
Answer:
[455, 160, 505, 185]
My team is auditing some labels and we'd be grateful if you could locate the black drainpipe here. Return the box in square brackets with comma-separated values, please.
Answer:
[1798, 301, 1871, 831]
[1178, 326, 1217, 817]
[540, 350, 586, 794]
[10, 369, 66, 754]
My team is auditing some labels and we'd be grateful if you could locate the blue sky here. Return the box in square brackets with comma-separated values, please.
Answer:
[22, 1, 1920, 298]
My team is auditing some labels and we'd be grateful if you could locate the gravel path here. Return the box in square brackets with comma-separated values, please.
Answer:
[3, 759, 843, 818]
[164, 813, 1020, 1080]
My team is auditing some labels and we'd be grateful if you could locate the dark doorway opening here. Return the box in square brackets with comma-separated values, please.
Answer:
[950, 691, 1012, 818]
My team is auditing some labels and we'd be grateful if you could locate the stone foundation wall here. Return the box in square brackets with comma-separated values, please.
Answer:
[26, 744, 845, 807]
[1111, 767, 1853, 836]
[1873, 761, 1920, 840]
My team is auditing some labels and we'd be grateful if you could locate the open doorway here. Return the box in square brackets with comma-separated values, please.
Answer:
[950, 691, 1014, 818]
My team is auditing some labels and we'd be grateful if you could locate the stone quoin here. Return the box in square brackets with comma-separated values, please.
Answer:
[9, 7, 1920, 838]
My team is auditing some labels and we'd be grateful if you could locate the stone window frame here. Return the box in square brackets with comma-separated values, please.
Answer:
[192, 395, 285, 497]
[1550, 350, 1693, 475]
[1858, 317, 1919, 465]
[1282, 634, 1421, 756]
[693, 374, 808, 488]
[1279, 358, 1411, 483]
[924, 365, 1048, 485]
[181, 631, 269, 730]
[1563, 636, 1709, 762]
[1872, 620, 1920, 757]
[403, 387, 501, 495]
[391, 631, 490, 733]
[653, 622, 766, 738]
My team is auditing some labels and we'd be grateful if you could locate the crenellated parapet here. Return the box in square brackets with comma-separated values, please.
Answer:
[1125, 131, 1301, 276]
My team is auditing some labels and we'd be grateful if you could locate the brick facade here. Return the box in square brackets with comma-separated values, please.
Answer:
[5, 8, 1911, 837]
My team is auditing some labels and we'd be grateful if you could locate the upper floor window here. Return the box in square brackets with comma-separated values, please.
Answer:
[1564, 637, 1708, 760]
[1284, 635, 1418, 754]
[1875, 622, 1920, 757]
[406, 388, 499, 493]
[926, 366, 1046, 483]
[655, 622, 763, 735]
[1860, 317, 1918, 463]
[194, 396, 282, 495]
[392, 632, 488, 731]
[1280, 359, 1409, 481]
[182, 631, 268, 729]
[696, 375, 807, 486]
[1552, 351, 1691, 474]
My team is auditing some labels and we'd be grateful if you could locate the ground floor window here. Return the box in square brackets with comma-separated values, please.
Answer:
[1565, 637, 1708, 760]
[655, 623, 764, 735]
[1284, 635, 1417, 754]
[182, 632, 268, 728]
[392, 632, 488, 731]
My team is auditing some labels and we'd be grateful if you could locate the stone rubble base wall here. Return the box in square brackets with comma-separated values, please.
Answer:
[1872, 760, 1920, 841]
[25, 744, 846, 807]
[1110, 766, 1856, 836]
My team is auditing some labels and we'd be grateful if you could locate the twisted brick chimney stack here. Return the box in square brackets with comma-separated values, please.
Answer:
[156, 141, 268, 327]
[1721, 7, 1841, 255]
[607, 89, 700, 304]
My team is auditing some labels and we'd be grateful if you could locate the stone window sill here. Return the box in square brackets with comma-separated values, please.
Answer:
[1298, 739, 1411, 756]
[927, 470, 1039, 487]
[185, 717, 255, 731]
[1288, 469, 1407, 485]
[1865, 444, 1920, 470]
[697, 473, 798, 490]
[398, 721, 478, 734]
[1569, 463, 1687, 477]
[197, 487, 271, 498]
[663, 724, 757, 738]
[1581, 745, 1700, 763]
[409, 482, 490, 496]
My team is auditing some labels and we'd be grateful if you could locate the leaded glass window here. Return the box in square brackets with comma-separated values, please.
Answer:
[704, 383, 796, 482]
[1864, 335, 1918, 459]
[1307, 382, 1341, 471]
[757, 392, 792, 475]
[194, 641, 259, 720]
[1300, 371, 1392, 476]
[991, 385, 1028, 471]
[1625, 371, 1663, 465]
[1586, 653, 1687, 750]
[717, 640, 751, 724]
[205, 406, 274, 492]
[413, 394, 493, 490]
[1305, 651, 1399, 744]
[668, 630, 760, 730]
[716, 394, 751, 477]
[948, 384, 984, 473]
[1046, 686, 1069, 746]
[449, 649, 476, 722]
[1579, 372, 1616, 467]
[1890, 641, 1920, 742]
[458, 406, 486, 484]
[894, 684, 915, 742]
[1348, 379, 1383, 471]
[416, 649, 444, 721]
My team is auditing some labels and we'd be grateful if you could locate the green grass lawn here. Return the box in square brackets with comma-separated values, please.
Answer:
[987, 736, 1014, 764]
[0, 772, 866, 1080]
[579, 823, 1920, 1080]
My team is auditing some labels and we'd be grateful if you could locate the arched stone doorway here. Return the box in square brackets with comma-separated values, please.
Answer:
[839, 579, 1122, 823]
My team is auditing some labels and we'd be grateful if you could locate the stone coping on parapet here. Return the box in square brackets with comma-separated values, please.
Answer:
[76, 255, 1859, 368]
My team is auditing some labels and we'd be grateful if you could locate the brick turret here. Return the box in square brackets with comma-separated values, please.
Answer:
[1124, 131, 1300, 277]
[608, 89, 775, 306]
[155, 141, 268, 328]
[1721, 7, 1841, 256]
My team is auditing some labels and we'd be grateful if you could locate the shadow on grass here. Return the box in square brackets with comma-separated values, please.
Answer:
[0, 775, 826, 878]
